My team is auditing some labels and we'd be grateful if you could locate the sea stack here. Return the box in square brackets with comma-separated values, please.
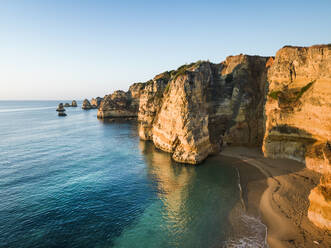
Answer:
[72, 100, 77, 107]
[91, 97, 103, 108]
[56, 103, 66, 112]
[64, 103, 71, 107]
[82, 99, 92, 110]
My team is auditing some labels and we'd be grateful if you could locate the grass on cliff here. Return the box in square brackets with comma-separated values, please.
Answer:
[170, 60, 205, 80]
[268, 90, 281, 100]
[268, 81, 314, 101]
[295, 81, 314, 100]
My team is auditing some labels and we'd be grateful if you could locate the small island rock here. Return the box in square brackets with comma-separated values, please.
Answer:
[71, 100, 77, 107]
[82, 99, 92, 110]
[56, 103, 66, 112]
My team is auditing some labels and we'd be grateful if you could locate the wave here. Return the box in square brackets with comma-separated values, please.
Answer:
[0, 107, 54, 113]
[223, 168, 268, 248]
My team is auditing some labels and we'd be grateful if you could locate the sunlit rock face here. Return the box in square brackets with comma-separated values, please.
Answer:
[97, 44, 331, 229]
[91, 97, 103, 108]
[150, 56, 270, 164]
[82, 99, 93, 110]
[138, 72, 170, 140]
[262, 44, 331, 229]
[97, 83, 145, 118]
[308, 145, 331, 230]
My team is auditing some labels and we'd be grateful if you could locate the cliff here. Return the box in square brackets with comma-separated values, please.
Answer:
[97, 83, 145, 118]
[263, 44, 331, 230]
[98, 44, 330, 229]
[149, 57, 270, 164]
[91, 97, 103, 108]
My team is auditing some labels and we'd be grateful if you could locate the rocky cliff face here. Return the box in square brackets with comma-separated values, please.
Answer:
[138, 72, 170, 140]
[98, 44, 330, 229]
[91, 97, 103, 108]
[97, 83, 145, 118]
[262, 44, 331, 229]
[144, 56, 270, 164]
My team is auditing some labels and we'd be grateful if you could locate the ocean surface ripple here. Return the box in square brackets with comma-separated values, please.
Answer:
[0, 101, 265, 248]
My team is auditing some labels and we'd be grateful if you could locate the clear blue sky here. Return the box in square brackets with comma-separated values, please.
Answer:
[0, 0, 330, 100]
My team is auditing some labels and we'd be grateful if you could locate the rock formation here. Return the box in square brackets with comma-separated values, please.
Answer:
[91, 97, 103, 108]
[138, 72, 170, 140]
[98, 44, 331, 229]
[262, 45, 331, 230]
[82, 99, 93, 110]
[64, 103, 71, 107]
[56, 103, 65, 112]
[72, 100, 77, 107]
[97, 83, 145, 118]
[58, 112, 67, 117]
[145, 57, 269, 164]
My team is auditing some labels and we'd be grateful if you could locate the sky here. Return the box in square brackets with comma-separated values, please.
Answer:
[0, 0, 330, 100]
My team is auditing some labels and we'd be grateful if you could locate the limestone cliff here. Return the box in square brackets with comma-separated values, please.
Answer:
[97, 44, 331, 229]
[138, 72, 170, 140]
[262, 44, 331, 229]
[147, 56, 270, 164]
[91, 97, 103, 108]
[97, 83, 145, 118]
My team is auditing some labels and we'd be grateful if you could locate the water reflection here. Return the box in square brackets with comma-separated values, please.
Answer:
[113, 141, 240, 248]
[139, 141, 195, 230]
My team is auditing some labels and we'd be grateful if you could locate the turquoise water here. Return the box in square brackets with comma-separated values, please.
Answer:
[0, 101, 243, 248]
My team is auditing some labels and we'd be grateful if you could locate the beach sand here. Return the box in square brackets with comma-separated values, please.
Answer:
[221, 147, 331, 248]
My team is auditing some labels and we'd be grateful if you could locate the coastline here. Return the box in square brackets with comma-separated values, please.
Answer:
[220, 147, 331, 248]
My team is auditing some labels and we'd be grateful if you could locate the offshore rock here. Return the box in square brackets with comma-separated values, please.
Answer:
[71, 100, 77, 107]
[56, 103, 65, 112]
[82, 99, 93, 110]
[91, 97, 103, 108]
[64, 103, 71, 107]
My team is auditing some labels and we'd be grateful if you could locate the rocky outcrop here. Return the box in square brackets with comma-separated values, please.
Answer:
[97, 83, 145, 118]
[262, 44, 331, 229]
[72, 100, 77, 107]
[64, 103, 71, 107]
[149, 57, 269, 164]
[91, 97, 103, 108]
[82, 99, 93, 110]
[308, 143, 331, 230]
[138, 72, 170, 140]
[56, 103, 65, 112]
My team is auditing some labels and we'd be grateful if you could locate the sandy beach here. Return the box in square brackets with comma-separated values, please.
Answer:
[221, 147, 331, 248]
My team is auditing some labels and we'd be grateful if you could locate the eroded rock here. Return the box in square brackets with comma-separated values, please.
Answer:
[56, 103, 65, 112]
[82, 99, 93, 110]
[262, 44, 331, 229]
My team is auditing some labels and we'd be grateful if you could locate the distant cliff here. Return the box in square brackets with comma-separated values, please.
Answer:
[97, 44, 331, 229]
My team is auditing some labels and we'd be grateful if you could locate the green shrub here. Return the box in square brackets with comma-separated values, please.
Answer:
[295, 81, 314, 100]
[268, 90, 281, 100]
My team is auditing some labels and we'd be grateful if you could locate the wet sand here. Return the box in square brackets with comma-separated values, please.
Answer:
[220, 147, 331, 248]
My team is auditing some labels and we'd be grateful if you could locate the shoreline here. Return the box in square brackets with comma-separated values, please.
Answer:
[220, 147, 331, 248]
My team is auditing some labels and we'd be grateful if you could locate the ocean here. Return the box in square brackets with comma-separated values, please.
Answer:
[0, 101, 266, 248]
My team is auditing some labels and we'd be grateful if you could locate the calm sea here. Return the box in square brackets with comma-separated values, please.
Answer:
[0, 101, 266, 248]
